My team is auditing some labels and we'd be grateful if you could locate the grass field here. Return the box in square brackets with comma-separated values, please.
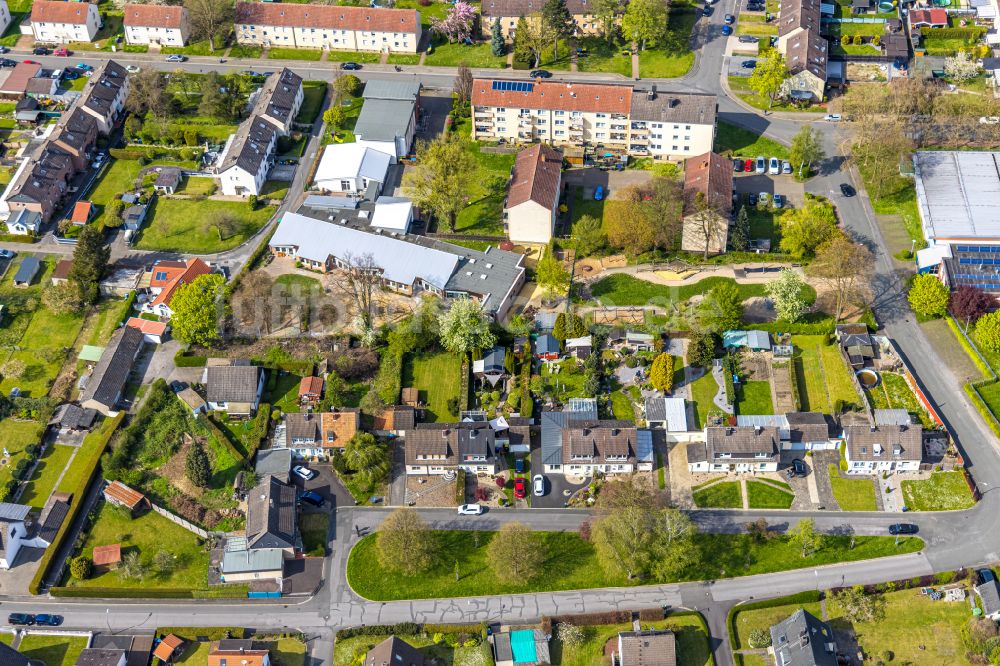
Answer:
[0, 419, 43, 495]
[18, 634, 89, 666]
[735, 380, 773, 415]
[333, 634, 484, 666]
[591, 274, 772, 307]
[828, 464, 877, 511]
[692, 481, 742, 508]
[347, 529, 922, 600]
[19, 444, 75, 509]
[732, 597, 823, 649]
[300, 512, 330, 557]
[714, 120, 790, 160]
[402, 351, 462, 422]
[864, 372, 933, 428]
[266, 372, 304, 415]
[228, 45, 263, 59]
[134, 198, 276, 254]
[425, 42, 507, 68]
[56, 416, 117, 495]
[746, 480, 794, 509]
[575, 37, 633, 77]
[792, 335, 861, 413]
[295, 81, 327, 124]
[690, 371, 721, 429]
[553, 615, 711, 666]
[68, 502, 208, 590]
[452, 143, 517, 236]
[901, 471, 975, 511]
[267, 47, 323, 61]
[86, 158, 197, 229]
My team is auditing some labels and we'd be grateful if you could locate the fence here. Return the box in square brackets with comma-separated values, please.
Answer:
[822, 16, 887, 23]
[149, 501, 209, 539]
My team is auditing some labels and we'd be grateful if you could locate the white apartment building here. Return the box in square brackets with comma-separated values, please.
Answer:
[0, 1, 12, 42]
[481, 0, 602, 41]
[471, 79, 717, 160]
[30, 0, 101, 44]
[123, 4, 190, 46]
[234, 2, 421, 53]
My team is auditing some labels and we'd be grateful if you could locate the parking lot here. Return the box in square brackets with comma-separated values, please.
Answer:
[732, 171, 806, 209]
[728, 56, 758, 77]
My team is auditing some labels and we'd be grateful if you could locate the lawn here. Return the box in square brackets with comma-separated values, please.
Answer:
[347, 529, 923, 600]
[732, 596, 824, 649]
[690, 371, 721, 430]
[333, 634, 485, 666]
[19, 444, 75, 509]
[86, 158, 196, 229]
[0, 419, 44, 492]
[161, 36, 225, 56]
[229, 44, 263, 59]
[133, 198, 276, 254]
[267, 47, 323, 61]
[175, 177, 217, 196]
[17, 634, 88, 666]
[56, 415, 117, 495]
[592, 274, 767, 307]
[828, 464, 877, 511]
[539, 358, 587, 405]
[67, 501, 209, 590]
[692, 480, 742, 508]
[637, 8, 699, 78]
[576, 37, 632, 77]
[322, 49, 383, 63]
[735, 380, 773, 415]
[864, 372, 933, 428]
[901, 471, 975, 511]
[300, 512, 330, 557]
[746, 480, 794, 509]
[266, 371, 304, 414]
[402, 350, 463, 422]
[387, 53, 422, 65]
[611, 390, 635, 420]
[553, 615, 711, 666]
[792, 335, 862, 413]
[858, 162, 923, 245]
[295, 81, 327, 124]
[425, 42, 507, 68]
[453, 143, 516, 236]
[714, 120, 789, 160]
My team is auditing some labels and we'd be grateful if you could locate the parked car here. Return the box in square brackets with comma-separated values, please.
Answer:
[0, 59, 15, 68]
[594, 185, 604, 200]
[744, 158, 754, 172]
[782, 160, 792, 174]
[734, 158, 744, 172]
[840, 183, 856, 197]
[980, 116, 1000, 125]
[724, 13, 735, 23]
[742, 60, 756, 69]
[457, 503, 484, 515]
[792, 458, 807, 476]
[0, 250, 15, 259]
[63, 69, 79, 80]
[529, 69, 552, 78]
[340, 62, 362, 70]
[125, 65, 141, 73]
[22, 60, 37, 65]
[747, 2, 765, 9]
[53, 47, 68, 56]
[0, 46, 8, 54]
[292, 465, 317, 481]
[34, 615, 62, 626]
[76, 62, 93, 71]
[738, 35, 759, 43]
[33, 47, 50, 56]
[165, 54, 187, 63]
[748, 192, 758, 206]
[8, 614, 34, 626]
[768, 157, 780, 175]
[298, 490, 325, 508]
[533, 474, 545, 496]
[889, 523, 918, 535]
[755, 156, 766, 173]
[758, 192, 769, 204]
[513, 477, 527, 499]
[823, 114, 841, 122]
[773, 193, 784, 208]
[514, 458, 525, 473]
[702, 5, 712, 15]
[721, 25, 733, 35]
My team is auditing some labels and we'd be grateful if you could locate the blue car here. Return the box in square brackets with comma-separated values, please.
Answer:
[298, 490, 325, 508]
[514, 458, 525, 474]
[34, 615, 62, 627]
[721, 25, 733, 35]
[594, 185, 604, 201]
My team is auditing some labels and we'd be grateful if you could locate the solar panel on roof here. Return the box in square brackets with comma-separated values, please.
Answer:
[491, 80, 533, 92]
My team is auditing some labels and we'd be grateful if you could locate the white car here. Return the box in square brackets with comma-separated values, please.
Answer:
[782, 160, 792, 174]
[823, 114, 841, 122]
[293, 465, 316, 481]
[758, 192, 769, 204]
[768, 157, 780, 175]
[532, 474, 545, 497]
[457, 504, 484, 515]
[755, 156, 766, 173]
[125, 65, 141, 73]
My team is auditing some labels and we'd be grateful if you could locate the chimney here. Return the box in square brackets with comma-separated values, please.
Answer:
[755, 425, 762, 435]
[647, 85, 656, 101]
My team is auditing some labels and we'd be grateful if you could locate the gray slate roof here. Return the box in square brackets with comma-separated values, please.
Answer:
[219, 116, 276, 177]
[843, 424, 922, 462]
[206, 365, 262, 404]
[246, 475, 297, 550]
[80, 326, 144, 409]
[253, 67, 303, 130]
[354, 97, 414, 143]
[13, 256, 40, 284]
[978, 579, 1000, 615]
[0, 642, 38, 666]
[255, 448, 292, 480]
[705, 426, 780, 462]
[75, 649, 126, 666]
[80, 60, 128, 124]
[362, 79, 421, 101]
[769, 609, 838, 666]
[630, 91, 717, 126]
[540, 399, 598, 465]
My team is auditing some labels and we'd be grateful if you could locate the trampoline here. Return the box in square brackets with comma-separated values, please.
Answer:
[510, 630, 538, 663]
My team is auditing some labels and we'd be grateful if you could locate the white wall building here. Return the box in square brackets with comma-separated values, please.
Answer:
[123, 3, 189, 46]
[504, 143, 561, 245]
[31, 0, 101, 44]
[312, 143, 391, 197]
[842, 424, 922, 474]
[0, 1, 13, 42]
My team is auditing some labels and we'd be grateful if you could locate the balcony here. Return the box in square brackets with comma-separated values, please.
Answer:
[611, 113, 627, 120]
[519, 119, 532, 127]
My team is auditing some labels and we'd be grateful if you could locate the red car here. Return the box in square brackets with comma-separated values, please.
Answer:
[22, 60, 36, 64]
[513, 477, 527, 499]
[744, 158, 753, 172]
[54, 48, 69, 56]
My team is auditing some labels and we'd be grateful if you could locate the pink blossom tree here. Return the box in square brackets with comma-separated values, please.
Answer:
[431, 1, 477, 43]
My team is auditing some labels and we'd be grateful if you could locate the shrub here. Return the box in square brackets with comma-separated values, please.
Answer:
[336, 623, 421, 640]
[174, 348, 207, 367]
[748, 629, 772, 648]
[70, 556, 92, 580]
[455, 469, 466, 504]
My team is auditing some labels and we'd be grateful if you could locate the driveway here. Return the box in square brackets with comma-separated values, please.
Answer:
[563, 167, 653, 200]
[529, 446, 589, 508]
[415, 92, 451, 142]
[733, 173, 806, 208]
[290, 463, 356, 510]
[139, 338, 182, 385]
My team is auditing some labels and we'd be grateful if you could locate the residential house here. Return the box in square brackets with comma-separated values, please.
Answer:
[564, 335, 591, 360]
[312, 143, 391, 197]
[252, 67, 304, 134]
[354, 79, 421, 161]
[80, 326, 144, 415]
[687, 426, 781, 472]
[503, 143, 562, 245]
[909, 8, 948, 28]
[234, 3, 421, 53]
[614, 630, 676, 666]
[0, 1, 11, 39]
[255, 448, 292, 484]
[1, 643, 43, 666]
[493, 415, 532, 453]
[153, 167, 183, 195]
[0, 62, 40, 99]
[298, 376, 324, 405]
[842, 423, 923, 473]
[12, 256, 40, 287]
[76, 649, 126, 666]
[204, 364, 265, 416]
[977, 579, 1000, 621]
[283, 410, 359, 458]
[3, 142, 75, 223]
[769, 609, 837, 666]
[207, 641, 270, 666]
[141, 258, 213, 318]
[220, 545, 285, 585]
[92, 544, 122, 571]
[559, 420, 646, 475]
[50, 259, 72, 286]
[30, 0, 101, 44]
[364, 637, 424, 666]
[540, 398, 598, 473]
[5, 209, 40, 236]
[473, 346, 507, 387]
[776, 0, 828, 101]
[77, 60, 130, 135]
[125, 317, 168, 344]
[0, 503, 31, 569]
[644, 396, 689, 432]
[372, 405, 416, 435]
[405, 422, 496, 475]
[51, 109, 98, 172]
[471, 80, 717, 161]
[624, 330, 655, 351]
[102, 481, 150, 517]
[269, 212, 525, 319]
[49, 403, 98, 431]
[122, 203, 148, 233]
[123, 3, 190, 46]
[72, 201, 94, 226]
[681, 152, 734, 255]
[152, 636, 184, 664]
[534, 334, 560, 360]
[783, 412, 834, 451]
[246, 475, 299, 553]
[481, 0, 601, 41]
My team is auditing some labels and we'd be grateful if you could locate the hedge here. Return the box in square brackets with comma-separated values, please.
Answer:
[746, 317, 835, 336]
[200, 412, 247, 460]
[50, 586, 247, 599]
[108, 146, 197, 162]
[156, 627, 246, 640]
[966, 382, 1000, 438]
[0, 233, 36, 244]
[337, 623, 422, 640]
[947, 316, 993, 380]
[459, 357, 471, 412]
[174, 348, 208, 367]
[455, 469, 466, 504]
[727, 591, 823, 649]
[119, 291, 137, 326]
[922, 26, 986, 41]
[251, 357, 313, 376]
[245, 403, 272, 458]
[28, 412, 126, 595]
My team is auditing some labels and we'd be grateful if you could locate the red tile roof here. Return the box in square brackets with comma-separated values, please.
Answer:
[684, 151, 734, 213]
[123, 3, 186, 28]
[207, 649, 270, 666]
[506, 144, 562, 209]
[31, 0, 95, 25]
[148, 260, 189, 288]
[72, 201, 92, 224]
[103, 481, 147, 509]
[299, 375, 324, 398]
[235, 2, 420, 34]
[909, 8, 947, 25]
[92, 543, 122, 566]
[150, 259, 212, 308]
[472, 79, 632, 114]
[125, 317, 168, 336]
[153, 635, 184, 662]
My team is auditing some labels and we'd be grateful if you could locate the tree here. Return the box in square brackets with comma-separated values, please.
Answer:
[975, 310, 1000, 353]
[536, 246, 570, 299]
[598, 474, 660, 509]
[69, 224, 110, 305]
[808, 234, 874, 321]
[788, 518, 822, 558]
[431, 1, 477, 43]
[42, 282, 84, 314]
[512, 17, 534, 65]
[333, 74, 361, 99]
[184, 0, 232, 51]
[789, 126, 825, 178]
[945, 51, 981, 82]
[687, 332, 715, 368]
[333, 252, 382, 331]
[649, 353, 675, 392]
[699, 282, 743, 333]
[748, 629, 771, 649]
[605, 185, 656, 256]
[748, 49, 788, 109]
[553, 312, 567, 342]
[1, 359, 25, 380]
[622, 0, 668, 50]
[171, 273, 225, 347]
[542, 0, 575, 60]
[908, 273, 950, 318]
[731, 205, 750, 252]
[685, 191, 727, 260]
[567, 313, 586, 337]
[453, 64, 473, 108]
[70, 556, 91, 580]
[439, 298, 496, 355]
[323, 105, 346, 133]
[833, 585, 887, 624]
[573, 214, 607, 256]
[344, 432, 390, 485]
[645, 176, 685, 251]
[778, 195, 838, 259]
[185, 439, 211, 488]
[119, 551, 147, 581]
[402, 135, 477, 232]
[153, 550, 174, 574]
[487, 522, 546, 582]
[595, 0, 621, 43]
[765, 270, 808, 322]
[513, 19, 555, 68]
[125, 69, 169, 119]
[491, 17, 506, 56]
[592, 503, 696, 581]
[376, 508, 436, 575]
[950, 285, 995, 327]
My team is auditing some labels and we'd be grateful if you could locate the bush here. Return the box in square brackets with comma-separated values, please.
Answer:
[455, 469, 466, 504]
[70, 556, 92, 580]
[748, 628, 772, 648]
[174, 348, 208, 367]
[336, 623, 421, 640]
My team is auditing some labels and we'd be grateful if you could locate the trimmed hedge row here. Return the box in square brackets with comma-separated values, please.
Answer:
[337, 623, 422, 640]
[108, 146, 196, 162]
[0, 233, 36, 244]
[200, 412, 247, 461]
[245, 403, 272, 458]
[459, 357, 471, 412]
[923, 26, 986, 41]
[157, 627, 246, 640]
[28, 412, 126, 595]
[966, 382, 1000, 438]
[947, 316, 993, 379]
[455, 469, 466, 504]
[51, 586, 247, 599]
[727, 590, 823, 649]
[746, 317, 835, 336]
[174, 348, 208, 367]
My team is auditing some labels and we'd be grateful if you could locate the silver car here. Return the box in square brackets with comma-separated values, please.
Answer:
[533, 474, 545, 496]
